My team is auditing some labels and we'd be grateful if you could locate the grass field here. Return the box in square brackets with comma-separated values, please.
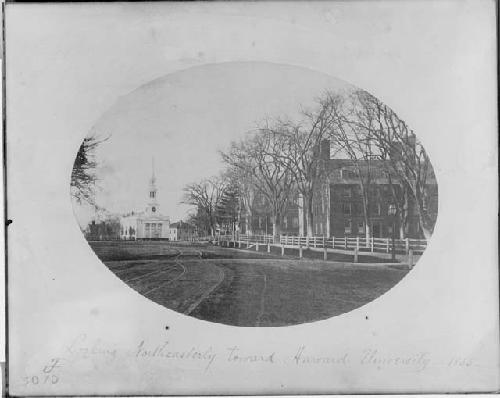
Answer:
[90, 241, 408, 327]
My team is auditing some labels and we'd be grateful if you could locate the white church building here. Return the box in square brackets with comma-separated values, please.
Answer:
[119, 164, 170, 240]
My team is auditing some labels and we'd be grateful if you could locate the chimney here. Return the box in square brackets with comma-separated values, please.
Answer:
[320, 139, 331, 161]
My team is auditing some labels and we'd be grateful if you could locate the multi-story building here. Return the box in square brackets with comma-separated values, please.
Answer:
[310, 158, 437, 239]
[238, 139, 438, 240]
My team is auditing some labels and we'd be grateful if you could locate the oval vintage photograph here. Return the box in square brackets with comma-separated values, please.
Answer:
[71, 62, 438, 327]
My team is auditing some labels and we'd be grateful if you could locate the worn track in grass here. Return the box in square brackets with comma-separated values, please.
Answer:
[94, 242, 409, 326]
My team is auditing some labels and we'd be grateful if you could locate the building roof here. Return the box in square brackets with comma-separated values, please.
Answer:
[326, 158, 436, 183]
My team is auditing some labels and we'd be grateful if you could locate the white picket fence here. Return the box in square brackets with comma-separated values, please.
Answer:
[217, 234, 427, 254]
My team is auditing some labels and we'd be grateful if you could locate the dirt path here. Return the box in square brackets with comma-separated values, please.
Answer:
[101, 244, 408, 326]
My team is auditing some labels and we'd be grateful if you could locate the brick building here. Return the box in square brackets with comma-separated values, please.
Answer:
[238, 140, 438, 240]
[310, 158, 438, 239]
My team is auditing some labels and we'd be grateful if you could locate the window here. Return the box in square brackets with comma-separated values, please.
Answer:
[342, 187, 352, 198]
[343, 203, 351, 215]
[283, 217, 288, 228]
[344, 219, 352, 234]
[358, 221, 364, 234]
[152, 206, 156, 213]
[341, 169, 356, 179]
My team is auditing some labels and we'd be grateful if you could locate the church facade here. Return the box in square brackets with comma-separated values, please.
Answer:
[119, 166, 170, 240]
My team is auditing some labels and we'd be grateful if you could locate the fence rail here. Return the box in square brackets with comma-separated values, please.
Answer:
[216, 234, 427, 254]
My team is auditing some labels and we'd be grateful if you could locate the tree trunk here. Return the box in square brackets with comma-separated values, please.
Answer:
[272, 219, 282, 237]
[400, 187, 410, 239]
[365, 223, 371, 247]
[414, 182, 433, 240]
[360, 184, 371, 245]
[245, 211, 253, 235]
[399, 224, 405, 240]
[387, 173, 406, 239]
[416, 209, 432, 240]
[304, 193, 314, 237]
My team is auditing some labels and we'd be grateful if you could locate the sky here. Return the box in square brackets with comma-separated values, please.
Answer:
[73, 62, 354, 227]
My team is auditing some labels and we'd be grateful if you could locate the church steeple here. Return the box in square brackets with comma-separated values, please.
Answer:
[150, 157, 156, 185]
[147, 157, 159, 214]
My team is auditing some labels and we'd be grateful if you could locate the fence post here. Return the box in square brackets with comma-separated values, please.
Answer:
[267, 243, 270, 253]
[299, 242, 303, 259]
[371, 237, 374, 252]
[314, 237, 317, 248]
[238, 240, 241, 249]
[344, 236, 347, 249]
[356, 236, 360, 251]
[281, 244, 285, 256]
[256, 242, 259, 252]
[323, 246, 328, 261]
[405, 238, 410, 254]
[354, 248, 359, 263]
[306, 236, 310, 248]
[323, 236, 325, 248]
[408, 249, 414, 269]
[386, 238, 390, 253]
[332, 236, 335, 249]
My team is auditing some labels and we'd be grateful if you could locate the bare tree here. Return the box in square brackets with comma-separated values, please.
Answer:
[326, 91, 378, 244]
[181, 175, 228, 237]
[352, 90, 437, 239]
[220, 129, 296, 237]
[268, 94, 339, 237]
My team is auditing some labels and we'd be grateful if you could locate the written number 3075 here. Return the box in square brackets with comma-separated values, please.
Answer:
[23, 374, 59, 386]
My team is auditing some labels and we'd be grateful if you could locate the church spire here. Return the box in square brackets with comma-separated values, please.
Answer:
[151, 157, 156, 185]
[147, 157, 159, 215]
